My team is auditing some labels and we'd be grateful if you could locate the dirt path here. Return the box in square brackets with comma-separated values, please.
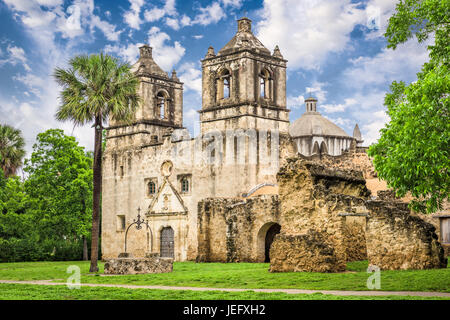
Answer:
[0, 279, 449, 298]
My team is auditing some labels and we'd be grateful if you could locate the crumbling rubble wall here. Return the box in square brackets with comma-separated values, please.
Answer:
[365, 200, 447, 270]
[269, 230, 344, 273]
[270, 158, 371, 272]
[197, 195, 280, 262]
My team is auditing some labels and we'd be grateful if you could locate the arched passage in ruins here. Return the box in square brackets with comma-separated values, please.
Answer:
[256, 222, 281, 262]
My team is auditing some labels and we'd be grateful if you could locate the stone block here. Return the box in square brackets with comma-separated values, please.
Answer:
[104, 253, 173, 275]
[269, 230, 346, 273]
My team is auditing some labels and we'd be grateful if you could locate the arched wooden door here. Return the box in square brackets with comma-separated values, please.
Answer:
[160, 227, 174, 258]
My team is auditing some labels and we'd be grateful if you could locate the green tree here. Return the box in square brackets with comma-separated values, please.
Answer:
[0, 124, 26, 178]
[53, 53, 140, 271]
[23, 129, 93, 246]
[368, 0, 449, 213]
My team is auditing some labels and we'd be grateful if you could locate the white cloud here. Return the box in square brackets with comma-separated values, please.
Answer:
[143, 0, 177, 23]
[0, 45, 31, 71]
[287, 95, 305, 109]
[360, 109, 390, 145]
[0, 0, 124, 155]
[148, 27, 185, 71]
[192, 2, 226, 26]
[323, 116, 352, 129]
[305, 81, 327, 103]
[255, 0, 399, 71]
[256, 0, 367, 70]
[321, 98, 357, 113]
[192, 35, 204, 40]
[124, 0, 144, 30]
[221, 0, 243, 8]
[178, 62, 202, 94]
[180, 15, 192, 27]
[104, 43, 142, 64]
[344, 40, 430, 89]
[165, 17, 180, 30]
[4, 0, 121, 42]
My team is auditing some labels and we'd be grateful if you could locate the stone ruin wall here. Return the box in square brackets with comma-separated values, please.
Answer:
[365, 200, 447, 270]
[300, 147, 387, 197]
[270, 158, 371, 272]
[195, 155, 447, 271]
[197, 195, 280, 262]
[271, 158, 447, 272]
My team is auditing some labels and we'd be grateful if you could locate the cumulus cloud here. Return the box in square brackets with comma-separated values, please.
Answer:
[4, 0, 122, 42]
[165, 17, 180, 30]
[104, 42, 142, 64]
[255, 0, 366, 70]
[169, 2, 226, 29]
[221, 0, 243, 8]
[143, 0, 177, 23]
[124, 0, 144, 30]
[254, 0, 399, 71]
[321, 98, 357, 114]
[343, 40, 430, 89]
[0, 0, 123, 154]
[305, 81, 327, 103]
[178, 62, 202, 94]
[192, 2, 226, 25]
[148, 26, 185, 71]
[0, 45, 31, 71]
[287, 95, 305, 110]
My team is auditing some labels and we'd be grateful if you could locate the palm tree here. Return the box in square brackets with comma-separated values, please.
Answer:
[0, 124, 26, 177]
[54, 53, 140, 272]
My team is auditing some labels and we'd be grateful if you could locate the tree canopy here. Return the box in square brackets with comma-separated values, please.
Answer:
[24, 129, 93, 240]
[368, 0, 449, 213]
[0, 124, 26, 178]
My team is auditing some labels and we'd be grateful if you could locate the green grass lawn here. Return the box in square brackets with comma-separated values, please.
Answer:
[0, 259, 449, 294]
[1, 283, 448, 300]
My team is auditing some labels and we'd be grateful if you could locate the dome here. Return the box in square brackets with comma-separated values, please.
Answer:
[289, 112, 350, 138]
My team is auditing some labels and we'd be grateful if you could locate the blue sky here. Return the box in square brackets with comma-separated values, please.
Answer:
[0, 0, 430, 156]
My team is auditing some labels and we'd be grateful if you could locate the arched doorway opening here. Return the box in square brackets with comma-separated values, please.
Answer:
[264, 223, 281, 262]
[256, 222, 281, 262]
[160, 227, 174, 258]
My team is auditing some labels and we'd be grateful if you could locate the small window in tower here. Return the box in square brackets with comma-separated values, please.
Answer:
[224, 77, 230, 98]
[217, 69, 231, 100]
[259, 69, 271, 99]
[157, 92, 168, 119]
[260, 76, 265, 98]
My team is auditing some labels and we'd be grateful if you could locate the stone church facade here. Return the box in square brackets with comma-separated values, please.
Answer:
[101, 17, 449, 264]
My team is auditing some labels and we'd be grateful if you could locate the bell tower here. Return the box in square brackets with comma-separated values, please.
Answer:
[200, 17, 289, 134]
[108, 45, 184, 147]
